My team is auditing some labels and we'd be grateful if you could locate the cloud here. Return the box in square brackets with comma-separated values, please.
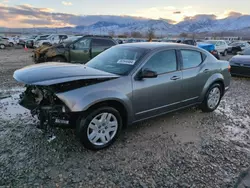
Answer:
[183, 6, 192, 10]
[225, 11, 243, 17]
[21, 19, 53, 25]
[184, 14, 217, 21]
[62, 1, 72, 6]
[0, 5, 150, 27]
[173, 11, 181, 14]
[0, 4, 248, 28]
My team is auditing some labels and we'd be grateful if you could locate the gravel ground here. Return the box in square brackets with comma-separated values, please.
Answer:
[0, 48, 250, 187]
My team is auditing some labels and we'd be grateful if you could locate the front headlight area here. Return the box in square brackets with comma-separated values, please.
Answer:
[20, 85, 73, 129]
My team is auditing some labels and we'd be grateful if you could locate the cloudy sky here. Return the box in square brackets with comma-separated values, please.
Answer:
[0, 0, 249, 27]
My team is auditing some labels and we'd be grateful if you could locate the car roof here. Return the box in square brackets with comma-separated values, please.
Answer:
[118, 42, 197, 50]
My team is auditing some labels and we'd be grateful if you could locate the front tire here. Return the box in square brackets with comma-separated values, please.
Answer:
[200, 83, 222, 112]
[222, 50, 227, 56]
[76, 107, 123, 150]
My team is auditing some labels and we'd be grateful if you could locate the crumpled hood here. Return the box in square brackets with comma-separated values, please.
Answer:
[35, 45, 55, 53]
[13, 62, 119, 85]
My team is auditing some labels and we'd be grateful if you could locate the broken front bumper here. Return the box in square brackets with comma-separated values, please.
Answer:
[33, 52, 47, 63]
[19, 87, 74, 129]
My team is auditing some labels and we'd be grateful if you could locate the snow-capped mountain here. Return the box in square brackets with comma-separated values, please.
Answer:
[176, 14, 250, 33]
[73, 14, 250, 35]
[2, 14, 250, 35]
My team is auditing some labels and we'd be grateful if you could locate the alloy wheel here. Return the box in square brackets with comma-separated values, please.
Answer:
[87, 112, 118, 146]
[207, 87, 221, 109]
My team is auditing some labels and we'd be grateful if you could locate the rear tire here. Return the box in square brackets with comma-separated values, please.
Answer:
[200, 83, 222, 112]
[76, 107, 123, 150]
[51, 56, 66, 62]
[0, 44, 5, 49]
[232, 49, 237, 55]
[9, 42, 14, 47]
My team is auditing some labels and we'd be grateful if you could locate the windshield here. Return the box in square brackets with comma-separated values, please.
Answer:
[231, 42, 242, 46]
[38, 35, 49, 40]
[243, 47, 250, 55]
[206, 41, 217, 45]
[86, 46, 148, 75]
[29, 36, 37, 39]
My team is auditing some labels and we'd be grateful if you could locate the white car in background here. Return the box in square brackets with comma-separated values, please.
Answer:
[205, 40, 229, 56]
[0, 36, 9, 49]
[3, 37, 17, 47]
[34, 34, 68, 48]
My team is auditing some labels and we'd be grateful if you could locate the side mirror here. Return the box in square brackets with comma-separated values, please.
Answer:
[139, 69, 158, 79]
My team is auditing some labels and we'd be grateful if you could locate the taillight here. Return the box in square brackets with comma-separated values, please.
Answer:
[228, 65, 231, 72]
[211, 50, 217, 55]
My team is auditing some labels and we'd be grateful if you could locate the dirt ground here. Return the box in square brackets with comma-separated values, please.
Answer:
[0, 48, 250, 187]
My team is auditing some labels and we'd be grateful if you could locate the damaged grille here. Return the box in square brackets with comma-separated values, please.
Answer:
[19, 86, 65, 111]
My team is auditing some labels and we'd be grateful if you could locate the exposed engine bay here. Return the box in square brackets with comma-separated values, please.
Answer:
[20, 85, 71, 131]
[19, 78, 112, 131]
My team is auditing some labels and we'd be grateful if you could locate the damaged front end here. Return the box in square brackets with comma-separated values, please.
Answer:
[20, 85, 73, 130]
[14, 62, 120, 133]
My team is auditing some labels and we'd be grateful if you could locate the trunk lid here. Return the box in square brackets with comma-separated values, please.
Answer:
[231, 55, 250, 66]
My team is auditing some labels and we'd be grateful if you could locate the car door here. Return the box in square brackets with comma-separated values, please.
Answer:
[70, 38, 91, 64]
[179, 49, 213, 106]
[132, 49, 183, 121]
[215, 41, 223, 53]
[91, 39, 116, 58]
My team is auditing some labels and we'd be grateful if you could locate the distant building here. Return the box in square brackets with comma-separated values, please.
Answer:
[205, 36, 242, 41]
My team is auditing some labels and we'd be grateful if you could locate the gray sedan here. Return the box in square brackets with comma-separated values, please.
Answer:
[14, 43, 231, 150]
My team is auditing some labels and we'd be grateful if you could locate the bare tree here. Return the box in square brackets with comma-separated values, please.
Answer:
[131, 31, 143, 38]
[179, 32, 188, 38]
[122, 32, 129, 37]
[108, 30, 115, 37]
[191, 33, 196, 40]
[147, 27, 155, 41]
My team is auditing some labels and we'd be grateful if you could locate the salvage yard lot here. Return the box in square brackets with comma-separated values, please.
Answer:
[1, 48, 250, 187]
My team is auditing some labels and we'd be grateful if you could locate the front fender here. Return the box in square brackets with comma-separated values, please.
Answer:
[56, 90, 133, 121]
[199, 73, 224, 102]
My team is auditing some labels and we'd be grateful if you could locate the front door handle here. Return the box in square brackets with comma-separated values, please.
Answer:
[170, 76, 181, 80]
[203, 69, 210, 73]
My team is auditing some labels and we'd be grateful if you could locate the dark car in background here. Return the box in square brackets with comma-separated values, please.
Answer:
[228, 41, 250, 55]
[237, 47, 250, 55]
[14, 42, 231, 150]
[230, 55, 250, 77]
[33, 35, 117, 64]
[162, 38, 197, 46]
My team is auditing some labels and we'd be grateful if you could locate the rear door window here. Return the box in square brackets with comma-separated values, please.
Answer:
[180, 50, 203, 69]
[92, 39, 115, 47]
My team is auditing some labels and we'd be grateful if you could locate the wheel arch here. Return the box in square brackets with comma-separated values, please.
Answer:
[84, 100, 129, 127]
[199, 73, 225, 102]
[49, 54, 67, 62]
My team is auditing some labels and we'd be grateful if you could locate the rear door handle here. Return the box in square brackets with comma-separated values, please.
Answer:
[170, 76, 181, 80]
